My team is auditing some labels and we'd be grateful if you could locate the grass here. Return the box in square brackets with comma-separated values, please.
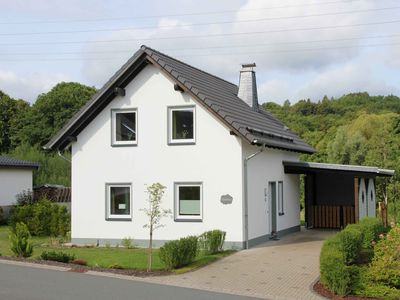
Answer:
[0, 226, 234, 272]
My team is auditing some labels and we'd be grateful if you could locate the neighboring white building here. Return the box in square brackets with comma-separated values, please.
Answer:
[45, 46, 316, 249]
[0, 156, 39, 207]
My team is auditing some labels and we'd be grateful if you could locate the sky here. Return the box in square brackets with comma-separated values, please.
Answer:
[0, 0, 399, 104]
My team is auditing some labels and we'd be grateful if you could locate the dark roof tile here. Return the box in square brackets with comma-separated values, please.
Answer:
[0, 156, 40, 169]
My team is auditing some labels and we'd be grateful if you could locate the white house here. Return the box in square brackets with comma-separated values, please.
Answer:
[0, 156, 39, 208]
[46, 46, 392, 249]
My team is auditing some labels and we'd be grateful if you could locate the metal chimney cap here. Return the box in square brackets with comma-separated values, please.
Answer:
[241, 63, 256, 68]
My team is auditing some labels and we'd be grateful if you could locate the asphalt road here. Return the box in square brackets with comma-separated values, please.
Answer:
[0, 262, 263, 300]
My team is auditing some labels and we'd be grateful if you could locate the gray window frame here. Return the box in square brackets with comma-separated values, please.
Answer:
[174, 182, 203, 222]
[105, 183, 132, 221]
[167, 105, 196, 145]
[111, 108, 138, 147]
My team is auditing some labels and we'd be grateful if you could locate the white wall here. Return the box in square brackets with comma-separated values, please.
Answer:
[71, 64, 244, 246]
[243, 143, 300, 241]
[0, 169, 33, 206]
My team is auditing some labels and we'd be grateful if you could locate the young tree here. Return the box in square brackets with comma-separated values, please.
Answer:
[141, 183, 171, 272]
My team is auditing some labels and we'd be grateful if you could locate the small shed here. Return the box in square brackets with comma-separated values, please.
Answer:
[0, 156, 40, 207]
[283, 161, 394, 229]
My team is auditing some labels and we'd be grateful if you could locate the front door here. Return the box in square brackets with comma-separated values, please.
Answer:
[269, 182, 277, 234]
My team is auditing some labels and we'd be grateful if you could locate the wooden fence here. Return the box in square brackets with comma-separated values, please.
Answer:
[33, 185, 71, 203]
[312, 205, 355, 229]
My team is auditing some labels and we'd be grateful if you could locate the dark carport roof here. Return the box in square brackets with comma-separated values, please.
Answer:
[0, 156, 40, 170]
[45, 45, 315, 154]
[283, 161, 394, 177]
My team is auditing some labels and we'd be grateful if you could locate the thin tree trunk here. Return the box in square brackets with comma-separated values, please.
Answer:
[148, 224, 153, 272]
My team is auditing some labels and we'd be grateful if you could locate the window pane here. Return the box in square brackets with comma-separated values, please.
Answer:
[116, 112, 136, 141]
[278, 182, 283, 214]
[110, 186, 130, 215]
[172, 110, 193, 140]
[179, 186, 200, 215]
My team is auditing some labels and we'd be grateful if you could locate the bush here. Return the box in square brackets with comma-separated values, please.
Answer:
[320, 238, 351, 296]
[357, 217, 386, 249]
[122, 237, 133, 249]
[40, 250, 75, 263]
[337, 225, 363, 264]
[9, 222, 33, 257]
[199, 230, 226, 254]
[159, 236, 198, 270]
[368, 225, 400, 288]
[9, 199, 70, 237]
[15, 190, 34, 205]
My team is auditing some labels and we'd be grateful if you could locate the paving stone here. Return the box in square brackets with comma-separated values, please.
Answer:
[144, 229, 335, 299]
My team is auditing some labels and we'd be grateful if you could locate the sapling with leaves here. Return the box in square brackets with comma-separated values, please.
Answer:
[141, 183, 171, 272]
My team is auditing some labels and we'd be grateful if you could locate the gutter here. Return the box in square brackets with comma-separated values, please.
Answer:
[243, 146, 264, 249]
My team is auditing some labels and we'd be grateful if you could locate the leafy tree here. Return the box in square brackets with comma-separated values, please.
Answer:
[0, 91, 30, 153]
[15, 82, 96, 146]
[141, 183, 171, 271]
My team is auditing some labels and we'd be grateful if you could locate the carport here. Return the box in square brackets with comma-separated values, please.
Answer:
[283, 161, 394, 229]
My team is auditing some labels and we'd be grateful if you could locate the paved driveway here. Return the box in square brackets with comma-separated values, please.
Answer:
[144, 228, 335, 300]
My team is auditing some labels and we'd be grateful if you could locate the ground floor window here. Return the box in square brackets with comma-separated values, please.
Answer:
[278, 181, 284, 216]
[175, 182, 202, 221]
[106, 184, 132, 220]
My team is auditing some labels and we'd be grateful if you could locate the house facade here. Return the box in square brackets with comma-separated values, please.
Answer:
[46, 46, 317, 249]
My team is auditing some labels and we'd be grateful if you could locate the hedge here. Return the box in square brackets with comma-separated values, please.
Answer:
[159, 236, 198, 270]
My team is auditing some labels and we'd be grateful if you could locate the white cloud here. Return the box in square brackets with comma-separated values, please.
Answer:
[0, 70, 70, 102]
[295, 62, 398, 100]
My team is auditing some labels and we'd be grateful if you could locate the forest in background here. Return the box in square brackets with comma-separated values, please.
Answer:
[1, 84, 399, 221]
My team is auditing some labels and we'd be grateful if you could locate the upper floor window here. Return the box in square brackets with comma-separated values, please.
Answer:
[168, 106, 195, 144]
[111, 109, 137, 146]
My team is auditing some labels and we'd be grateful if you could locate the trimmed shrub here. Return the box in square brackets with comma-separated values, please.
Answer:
[40, 250, 75, 263]
[320, 237, 351, 296]
[337, 225, 363, 264]
[159, 236, 198, 270]
[9, 222, 33, 257]
[357, 217, 386, 249]
[9, 199, 70, 237]
[199, 230, 226, 254]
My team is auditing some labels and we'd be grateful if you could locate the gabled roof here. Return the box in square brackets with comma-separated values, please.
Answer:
[45, 45, 315, 154]
[0, 156, 40, 170]
[283, 161, 394, 177]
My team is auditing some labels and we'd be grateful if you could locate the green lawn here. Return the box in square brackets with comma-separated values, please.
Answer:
[0, 226, 234, 272]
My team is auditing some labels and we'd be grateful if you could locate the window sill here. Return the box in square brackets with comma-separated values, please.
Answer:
[111, 142, 137, 147]
[106, 217, 132, 221]
[174, 218, 203, 223]
[168, 141, 196, 146]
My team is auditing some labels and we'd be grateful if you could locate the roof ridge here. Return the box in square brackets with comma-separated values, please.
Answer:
[141, 45, 238, 90]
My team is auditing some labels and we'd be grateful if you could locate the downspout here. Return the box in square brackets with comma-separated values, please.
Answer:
[244, 145, 264, 249]
[58, 150, 71, 163]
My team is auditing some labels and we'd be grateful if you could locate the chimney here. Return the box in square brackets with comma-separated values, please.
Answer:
[237, 63, 259, 110]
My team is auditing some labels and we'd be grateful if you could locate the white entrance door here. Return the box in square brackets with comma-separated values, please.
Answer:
[359, 178, 367, 219]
